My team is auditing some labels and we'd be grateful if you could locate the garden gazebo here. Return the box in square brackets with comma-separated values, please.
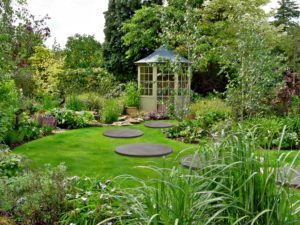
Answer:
[135, 46, 191, 113]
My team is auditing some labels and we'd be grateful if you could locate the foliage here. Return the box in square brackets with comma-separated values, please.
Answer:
[51, 109, 93, 129]
[122, 5, 162, 62]
[60, 178, 129, 225]
[273, 0, 300, 31]
[124, 82, 140, 107]
[147, 111, 169, 120]
[164, 120, 207, 143]
[280, 26, 300, 73]
[0, 74, 18, 143]
[274, 70, 300, 115]
[103, 0, 142, 81]
[101, 98, 123, 124]
[58, 67, 116, 95]
[234, 116, 300, 149]
[0, 164, 67, 225]
[223, 16, 285, 120]
[65, 95, 87, 111]
[188, 97, 230, 119]
[64, 34, 103, 69]
[29, 45, 64, 97]
[0, 146, 23, 178]
[117, 130, 300, 224]
[0, 0, 50, 70]
[4, 113, 53, 145]
[77, 93, 104, 111]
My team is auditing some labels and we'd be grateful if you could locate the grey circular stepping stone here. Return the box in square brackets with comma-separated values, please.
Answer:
[103, 129, 144, 138]
[180, 155, 201, 169]
[115, 143, 172, 157]
[144, 122, 173, 128]
[277, 166, 300, 189]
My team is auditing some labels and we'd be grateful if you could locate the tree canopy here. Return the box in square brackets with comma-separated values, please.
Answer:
[64, 34, 102, 69]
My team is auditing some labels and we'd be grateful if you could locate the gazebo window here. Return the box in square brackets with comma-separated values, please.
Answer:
[157, 68, 174, 97]
[140, 66, 153, 96]
[178, 67, 189, 95]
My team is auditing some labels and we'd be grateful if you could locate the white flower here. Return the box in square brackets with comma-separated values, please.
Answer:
[81, 197, 87, 202]
[85, 191, 92, 196]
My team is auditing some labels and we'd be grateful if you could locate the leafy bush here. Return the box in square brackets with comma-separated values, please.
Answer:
[0, 164, 68, 224]
[4, 113, 53, 145]
[101, 98, 123, 124]
[124, 82, 139, 107]
[0, 75, 18, 143]
[65, 95, 87, 111]
[58, 68, 116, 95]
[0, 146, 23, 177]
[60, 178, 128, 225]
[51, 109, 93, 129]
[117, 130, 300, 224]
[234, 117, 299, 149]
[164, 120, 207, 143]
[37, 94, 60, 111]
[36, 113, 56, 128]
[147, 111, 169, 120]
[77, 92, 104, 111]
[188, 97, 231, 121]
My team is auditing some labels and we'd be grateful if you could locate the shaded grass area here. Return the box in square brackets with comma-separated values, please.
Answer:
[13, 122, 196, 181]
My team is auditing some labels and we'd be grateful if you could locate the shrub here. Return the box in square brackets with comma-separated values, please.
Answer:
[117, 129, 300, 224]
[0, 164, 68, 224]
[65, 95, 87, 111]
[0, 146, 23, 177]
[124, 82, 139, 107]
[4, 113, 53, 145]
[164, 120, 207, 143]
[0, 75, 18, 143]
[101, 98, 123, 124]
[234, 117, 299, 149]
[58, 68, 116, 95]
[77, 92, 104, 111]
[51, 109, 92, 129]
[189, 97, 231, 121]
[60, 178, 128, 225]
[37, 94, 60, 111]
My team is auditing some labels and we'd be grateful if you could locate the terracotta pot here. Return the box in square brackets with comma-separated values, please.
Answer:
[126, 107, 138, 116]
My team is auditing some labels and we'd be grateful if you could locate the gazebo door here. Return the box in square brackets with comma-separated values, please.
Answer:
[156, 68, 175, 113]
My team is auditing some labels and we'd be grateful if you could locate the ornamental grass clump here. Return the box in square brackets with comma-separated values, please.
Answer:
[109, 127, 300, 225]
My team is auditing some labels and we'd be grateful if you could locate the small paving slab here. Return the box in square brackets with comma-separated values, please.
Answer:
[115, 143, 172, 157]
[103, 129, 144, 138]
[180, 154, 201, 169]
[144, 121, 173, 129]
[277, 166, 300, 189]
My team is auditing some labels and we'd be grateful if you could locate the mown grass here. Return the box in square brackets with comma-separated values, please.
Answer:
[13, 121, 195, 181]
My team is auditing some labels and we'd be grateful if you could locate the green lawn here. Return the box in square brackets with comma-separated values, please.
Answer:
[13, 121, 196, 180]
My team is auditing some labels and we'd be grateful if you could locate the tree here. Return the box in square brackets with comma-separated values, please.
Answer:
[223, 16, 285, 120]
[122, 5, 162, 62]
[102, 0, 163, 81]
[274, 0, 300, 30]
[29, 45, 64, 97]
[64, 34, 102, 69]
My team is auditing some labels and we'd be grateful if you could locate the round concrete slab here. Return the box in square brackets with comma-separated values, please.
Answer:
[144, 122, 173, 128]
[115, 143, 172, 157]
[103, 129, 144, 138]
[180, 155, 201, 169]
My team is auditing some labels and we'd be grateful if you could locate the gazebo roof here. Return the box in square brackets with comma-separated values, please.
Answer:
[135, 46, 191, 64]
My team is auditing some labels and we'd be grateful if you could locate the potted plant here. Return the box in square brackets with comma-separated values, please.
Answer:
[124, 82, 140, 116]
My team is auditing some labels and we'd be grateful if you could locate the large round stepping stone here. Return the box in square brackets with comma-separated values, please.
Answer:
[277, 166, 300, 189]
[180, 154, 201, 169]
[115, 143, 172, 157]
[144, 122, 173, 129]
[103, 129, 144, 138]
